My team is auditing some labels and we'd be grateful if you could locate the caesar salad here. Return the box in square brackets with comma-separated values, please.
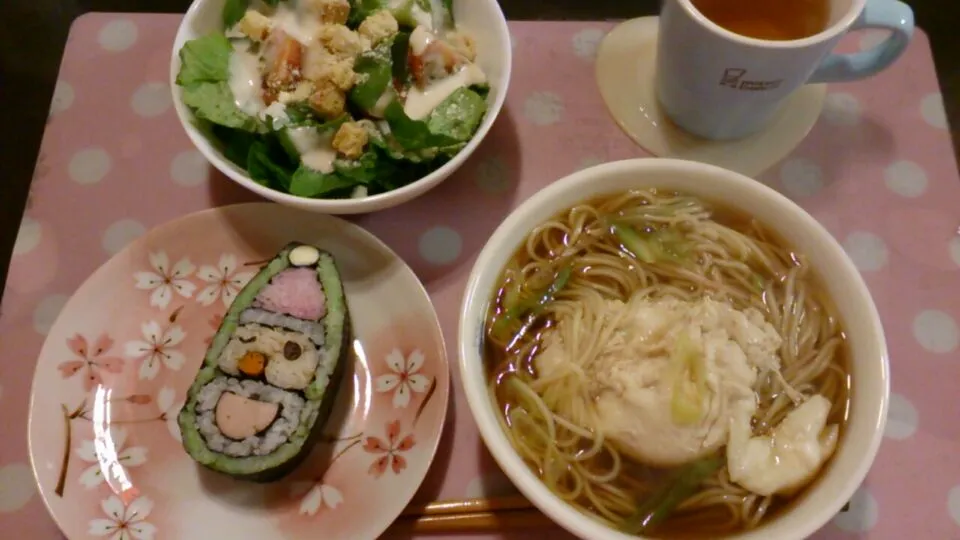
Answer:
[175, 0, 491, 199]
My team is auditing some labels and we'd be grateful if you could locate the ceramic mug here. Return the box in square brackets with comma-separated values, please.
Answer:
[655, 0, 915, 140]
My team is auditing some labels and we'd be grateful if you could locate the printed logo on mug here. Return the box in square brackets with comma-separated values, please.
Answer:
[655, 0, 915, 140]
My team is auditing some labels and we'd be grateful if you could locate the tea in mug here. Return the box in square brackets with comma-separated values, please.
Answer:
[690, 0, 830, 41]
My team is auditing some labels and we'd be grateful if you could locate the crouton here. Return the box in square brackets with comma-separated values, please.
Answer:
[278, 81, 315, 104]
[316, 23, 370, 60]
[308, 80, 346, 119]
[358, 10, 399, 46]
[303, 43, 357, 91]
[237, 10, 273, 41]
[332, 122, 370, 159]
[302, 0, 351, 25]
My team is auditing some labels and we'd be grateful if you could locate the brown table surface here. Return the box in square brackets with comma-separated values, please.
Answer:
[0, 0, 956, 298]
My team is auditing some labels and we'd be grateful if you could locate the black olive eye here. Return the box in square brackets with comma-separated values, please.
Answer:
[238, 336, 256, 344]
[283, 341, 302, 360]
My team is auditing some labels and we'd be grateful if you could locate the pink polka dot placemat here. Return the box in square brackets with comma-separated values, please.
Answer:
[2, 12, 959, 540]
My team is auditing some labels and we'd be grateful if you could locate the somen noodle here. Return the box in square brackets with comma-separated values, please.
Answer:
[483, 188, 849, 537]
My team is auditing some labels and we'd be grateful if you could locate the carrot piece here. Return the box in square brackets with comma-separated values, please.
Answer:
[238, 351, 267, 377]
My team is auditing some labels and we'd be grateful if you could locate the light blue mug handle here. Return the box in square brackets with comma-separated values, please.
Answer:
[808, 0, 914, 83]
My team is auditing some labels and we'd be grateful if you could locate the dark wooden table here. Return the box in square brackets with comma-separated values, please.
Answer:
[1, 0, 956, 296]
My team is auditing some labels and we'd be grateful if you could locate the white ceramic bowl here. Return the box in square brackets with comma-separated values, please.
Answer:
[170, 0, 512, 214]
[458, 158, 889, 540]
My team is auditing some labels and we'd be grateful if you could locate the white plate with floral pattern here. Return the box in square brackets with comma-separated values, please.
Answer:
[27, 203, 449, 540]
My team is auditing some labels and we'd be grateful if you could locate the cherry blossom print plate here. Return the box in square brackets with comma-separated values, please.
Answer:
[26, 203, 449, 540]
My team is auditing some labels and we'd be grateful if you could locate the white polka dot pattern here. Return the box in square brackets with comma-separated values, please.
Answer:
[948, 486, 960, 527]
[843, 231, 889, 272]
[523, 92, 564, 126]
[779, 158, 823, 198]
[50, 80, 75, 115]
[170, 150, 209, 187]
[131, 82, 172, 117]
[0, 464, 36, 513]
[68, 148, 112, 185]
[474, 155, 510, 194]
[884, 160, 928, 198]
[97, 19, 138, 51]
[913, 310, 959, 354]
[920, 92, 947, 129]
[832, 487, 879, 532]
[33, 294, 69, 336]
[101, 219, 147, 255]
[822, 92, 862, 126]
[949, 236, 960, 267]
[12, 218, 41, 256]
[418, 226, 463, 265]
[572, 28, 605, 59]
[884, 393, 919, 440]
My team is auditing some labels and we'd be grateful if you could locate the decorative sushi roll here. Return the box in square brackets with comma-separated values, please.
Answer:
[177, 243, 351, 482]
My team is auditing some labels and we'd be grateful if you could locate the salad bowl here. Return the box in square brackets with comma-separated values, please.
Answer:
[170, 0, 512, 214]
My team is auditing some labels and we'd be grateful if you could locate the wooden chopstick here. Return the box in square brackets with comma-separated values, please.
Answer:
[391, 509, 554, 533]
[388, 495, 550, 534]
[400, 494, 535, 517]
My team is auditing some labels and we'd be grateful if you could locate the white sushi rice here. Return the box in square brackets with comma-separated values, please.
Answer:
[239, 307, 326, 346]
[196, 376, 305, 457]
[218, 323, 321, 390]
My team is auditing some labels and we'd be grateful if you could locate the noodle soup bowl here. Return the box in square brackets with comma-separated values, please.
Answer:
[458, 158, 888, 540]
[171, 0, 512, 215]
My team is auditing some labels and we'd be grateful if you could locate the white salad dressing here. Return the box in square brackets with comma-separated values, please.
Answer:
[410, 3, 434, 30]
[228, 42, 266, 116]
[270, 1, 320, 45]
[370, 89, 396, 117]
[409, 25, 434, 55]
[388, 0, 434, 30]
[427, 0, 448, 31]
[287, 127, 338, 173]
[262, 101, 290, 127]
[403, 63, 487, 120]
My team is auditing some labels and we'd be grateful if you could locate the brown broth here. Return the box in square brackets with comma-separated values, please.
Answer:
[483, 189, 854, 538]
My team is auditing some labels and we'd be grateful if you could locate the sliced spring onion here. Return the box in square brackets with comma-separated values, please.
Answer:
[669, 332, 707, 426]
[610, 221, 690, 264]
[621, 455, 724, 534]
[611, 222, 657, 263]
[490, 265, 573, 342]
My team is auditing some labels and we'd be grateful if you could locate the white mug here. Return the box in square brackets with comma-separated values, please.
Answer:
[655, 0, 914, 140]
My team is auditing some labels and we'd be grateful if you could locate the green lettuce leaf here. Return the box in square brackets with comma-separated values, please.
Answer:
[289, 167, 358, 197]
[247, 140, 294, 190]
[350, 40, 395, 112]
[176, 34, 233, 86]
[222, 0, 249, 30]
[349, 0, 432, 29]
[211, 124, 257, 167]
[384, 101, 459, 150]
[426, 87, 487, 142]
[181, 82, 263, 132]
[383, 87, 485, 150]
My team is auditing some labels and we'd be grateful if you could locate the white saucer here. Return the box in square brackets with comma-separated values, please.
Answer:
[595, 16, 827, 178]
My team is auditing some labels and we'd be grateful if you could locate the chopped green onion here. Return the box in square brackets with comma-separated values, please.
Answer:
[669, 332, 707, 425]
[490, 265, 573, 341]
[610, 221, 690, 264]
[611, 222, 657, 263]
[622, 455, 724, 534]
